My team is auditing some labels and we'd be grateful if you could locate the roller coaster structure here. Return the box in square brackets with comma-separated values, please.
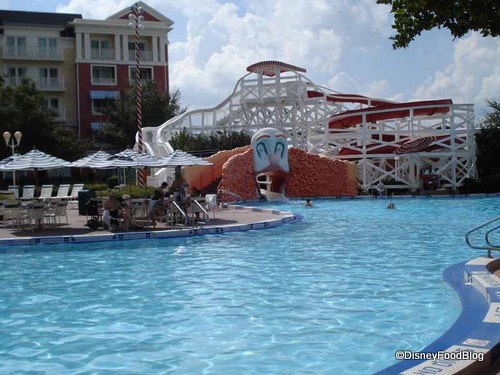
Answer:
[140, 61, 476, 192]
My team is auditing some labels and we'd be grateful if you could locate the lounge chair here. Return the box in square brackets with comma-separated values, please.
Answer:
[55, 184, 71, 199]
[69, 183, 85, 200]
[7, 185, 19, 199]
[20, 185, 35, 201]
[38, 185, 54, 200]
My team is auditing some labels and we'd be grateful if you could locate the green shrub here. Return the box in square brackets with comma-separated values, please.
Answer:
[106, 175, 119, 189]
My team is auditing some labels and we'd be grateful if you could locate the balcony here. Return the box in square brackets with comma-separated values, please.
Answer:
[91, 77, 117, 85]
[91, 48, 115, 60]
[5, 77, 65, 91]
[127, 49, 153, 62]
[3, 46, 63, 60]
[51, 106, 66, 121]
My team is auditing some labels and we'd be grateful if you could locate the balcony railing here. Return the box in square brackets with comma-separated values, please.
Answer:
[5, 77, 65, 91]
[91, 48, 116, 60]
[127, 49, 153, 62]
[91, 77, 117, 85]
[3, 46, 63, 60]
[51, 106, 66, 121]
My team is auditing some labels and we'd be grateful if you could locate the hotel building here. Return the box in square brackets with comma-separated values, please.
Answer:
[0, 1, 173, 141]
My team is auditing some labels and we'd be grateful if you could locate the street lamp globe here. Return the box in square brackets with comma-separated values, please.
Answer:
[14, 131, 22, 144]
[3, 131, 11, 145]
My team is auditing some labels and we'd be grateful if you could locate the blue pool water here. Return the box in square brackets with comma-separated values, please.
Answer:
[0, 197, 498, 374]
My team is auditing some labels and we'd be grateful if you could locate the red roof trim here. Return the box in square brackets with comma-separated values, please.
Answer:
[246, 61, 306, 76]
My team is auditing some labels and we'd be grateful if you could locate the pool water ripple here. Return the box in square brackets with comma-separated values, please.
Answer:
[0, 197, 498, 374]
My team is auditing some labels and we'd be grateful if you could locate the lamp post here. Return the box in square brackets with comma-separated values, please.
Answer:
[129, 2, 146, 187]
[3, 131, 22, 185]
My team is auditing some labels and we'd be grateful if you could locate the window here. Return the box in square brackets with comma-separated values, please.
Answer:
[129, 66, 153, 81]
[91, 40, 113, 59]
[6, 36, 26, 57]
[128, 42, 145, 51]
[42, 97, 62, 118]
[91, 65, 116, 85]
[91, 99, 114, 115]
[6, 67, 27, 85]
[38, 37, 58, 58]
[38, 68, 59, 89]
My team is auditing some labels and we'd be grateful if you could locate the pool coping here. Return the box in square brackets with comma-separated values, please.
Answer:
[0, 205, 302, 247]
[292, 192, 500, 200]
[375, 256, 500, 375]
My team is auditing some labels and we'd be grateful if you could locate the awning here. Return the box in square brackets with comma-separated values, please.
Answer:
[89, 91, 120, 100]
[90, 122, 103, 132]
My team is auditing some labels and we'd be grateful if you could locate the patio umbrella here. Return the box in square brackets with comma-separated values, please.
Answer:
[0, 153, 22, 185]
[103, 149, 168, 188]
[0, 148, 71, 185]
[159, 150, 213, 166]
[71, 150, 113, 191]
[70, 150, 112, 168]
[105, 149, 167, 168]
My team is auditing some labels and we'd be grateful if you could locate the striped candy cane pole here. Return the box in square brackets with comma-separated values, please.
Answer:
[133, 3, 146, 188]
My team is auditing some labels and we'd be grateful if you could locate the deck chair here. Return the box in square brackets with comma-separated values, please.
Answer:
[38, 185, 54, 200]
[205, 194, 217, 219]
[69, 183, 84, 200]
[20, 185, 35, 201]
[55, 184, 71, 199]
[8, 185, 19, 199]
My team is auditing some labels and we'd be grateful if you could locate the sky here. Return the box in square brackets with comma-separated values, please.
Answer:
[1, 0, 499, 117]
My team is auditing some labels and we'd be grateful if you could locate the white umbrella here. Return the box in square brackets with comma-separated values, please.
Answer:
[71, 150, 112, 168]
[159, 150, 212, 166]
[105, 149, 166, 168]
[0, 148, 71, 185]
[0, 153, 23, 185]
[0, 149, 72, 170]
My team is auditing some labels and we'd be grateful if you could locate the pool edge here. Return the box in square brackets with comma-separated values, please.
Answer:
[0, 205, 303, 247]
[375, 256, 500, 375]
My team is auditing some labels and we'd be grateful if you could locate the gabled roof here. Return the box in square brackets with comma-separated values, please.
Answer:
[0, 10, 81, 27]
[106, 1, 173, 27]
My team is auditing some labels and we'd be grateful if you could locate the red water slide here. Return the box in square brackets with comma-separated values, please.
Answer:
[328, 99, 452, 129]
[307, 91, 394, 107]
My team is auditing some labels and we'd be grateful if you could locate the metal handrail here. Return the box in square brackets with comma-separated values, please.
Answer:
[485, 224, 500, 248]
[465, 216, 500, 258]
[171, 201, 188, 223]
[192, 200, 209, 223]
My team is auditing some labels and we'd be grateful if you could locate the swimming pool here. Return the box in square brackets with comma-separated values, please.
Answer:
[0, 197, 498, 374]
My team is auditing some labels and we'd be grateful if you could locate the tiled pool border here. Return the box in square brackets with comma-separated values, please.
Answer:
[0, 205, 302, 247]
[376, 256, 500, 374]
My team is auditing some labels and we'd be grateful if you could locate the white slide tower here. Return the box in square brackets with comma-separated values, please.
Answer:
[140, 61, 476, 192]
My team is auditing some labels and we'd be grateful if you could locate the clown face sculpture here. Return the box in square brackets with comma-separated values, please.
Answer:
[251, 128, 289, 174]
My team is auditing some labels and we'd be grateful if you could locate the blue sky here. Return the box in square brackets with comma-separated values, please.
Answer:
[2, 0, 499, 117]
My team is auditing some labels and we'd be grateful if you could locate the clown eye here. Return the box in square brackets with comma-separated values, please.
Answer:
[256, 142, 268, 158]
[274, 142, 284, 158]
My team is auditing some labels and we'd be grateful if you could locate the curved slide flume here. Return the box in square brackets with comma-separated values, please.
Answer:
[328, 99, 453, 129]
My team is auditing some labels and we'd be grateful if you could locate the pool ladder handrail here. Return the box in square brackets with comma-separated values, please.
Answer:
[465, 216, 500, 258]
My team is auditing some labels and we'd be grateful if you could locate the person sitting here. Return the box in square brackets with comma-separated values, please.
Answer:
[103, 195, 131, 230]
[386, 202, 395, 209]
[304, 198, 313, 207]
[148, 182, 168, 226]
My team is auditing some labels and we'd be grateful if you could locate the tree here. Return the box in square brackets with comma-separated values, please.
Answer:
[170, 129, 251, 154]
[97, 81, 185, 149]
[476, 98, 500, 177]
[377, 0, 500, 49]
[0, 78, 88, 160]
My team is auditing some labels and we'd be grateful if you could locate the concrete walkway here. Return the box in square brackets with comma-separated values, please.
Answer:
[0, 205, 299, 246]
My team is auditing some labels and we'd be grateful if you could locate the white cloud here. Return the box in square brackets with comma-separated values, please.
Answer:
[414, 33, 500, 111]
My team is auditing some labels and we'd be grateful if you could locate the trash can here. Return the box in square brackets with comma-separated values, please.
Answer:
[78, 190, 96, 215]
